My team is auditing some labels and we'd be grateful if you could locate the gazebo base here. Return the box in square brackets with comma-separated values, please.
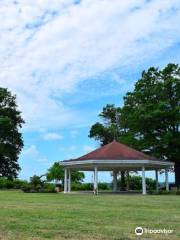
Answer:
[61, 190, 142, 195]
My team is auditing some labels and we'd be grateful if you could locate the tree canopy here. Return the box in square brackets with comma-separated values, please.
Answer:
[46, 162, 85, 184]
[89, 104, 123, 145]
[0, 87, 24, 179]
[89, 63, 180, 187]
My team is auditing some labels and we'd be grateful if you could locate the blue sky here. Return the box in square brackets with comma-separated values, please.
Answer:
[0, 0, 180, 183]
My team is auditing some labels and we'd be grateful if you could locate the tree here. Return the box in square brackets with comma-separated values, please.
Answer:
[46, 162, 64, 183]
[89, 64, 180, 188]
[89, 104, 129, 190]
[0, 88, 24, 179]
[46, 162, 85, 184]
[89, 104, 121, 145]
[117, 175, 156, 190]
[71, 170, 85, 184]
[121, 64, 180, 187]
[30, 175, 44, 189]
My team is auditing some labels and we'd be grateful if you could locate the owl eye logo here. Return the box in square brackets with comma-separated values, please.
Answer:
[135, 227, 144, 236]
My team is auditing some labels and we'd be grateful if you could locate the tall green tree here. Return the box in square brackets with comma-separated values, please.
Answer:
[46, 162, 85, 184]
[121, 63, 180, 187]
[0, 88, 24, 179]
[89, 104, 126, 190]
[89, 104, 121, 145]
[89, 64, 180, 187]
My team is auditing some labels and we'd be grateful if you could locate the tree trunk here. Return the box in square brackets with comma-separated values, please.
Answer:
[175, 162, 180, 189]
[126, 171, 129, 191]
[120, 171, 126, 191]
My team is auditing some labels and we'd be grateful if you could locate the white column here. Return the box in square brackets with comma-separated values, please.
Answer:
[113, 170, 117, 192]
[165, 169, 169, 191]
[155, 170, 159, 191]
[94, 167, 98, 195]
[142, 166, 146, 195]
[64, 168, 67, 193]
[68, 169, 71, 193]
[93, 168, 96, 194]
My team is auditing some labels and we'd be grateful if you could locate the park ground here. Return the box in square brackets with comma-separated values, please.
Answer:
[0, 191, 179, 240]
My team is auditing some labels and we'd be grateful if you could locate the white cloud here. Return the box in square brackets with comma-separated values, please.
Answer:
[20, 144, 52, 179]
[59, 144, 78, 160]
[22, 144, 48, 164]
[43, 132, 63, 141]
[70, 130, 79, 138]
[22, 145, 39, 158]
[0, 0, 180, 130]
[61, 144, 95, 159]
[36, 158, 49, 164]
[60, 145, 77, 152]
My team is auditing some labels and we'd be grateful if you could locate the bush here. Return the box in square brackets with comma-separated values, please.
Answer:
[148, 189, 180, 195]
[71, 183, 93, 191]
[21, 183, 31, 193]
[38, 188, 56, 193]
[21, 182, 56, 193]
[30, 175, 44, 188]
[148, 190, 173, 195]
[44, 183, 56, 191]
[21, 177, 56, 193]
[148, 189, 154, 194]
[158, 190, 170, 195]
[71, 182, 109, 191]
[0, 177, 28, 189]
[116, 175, 156, 190]
[0, 178, 13, 189]
[0, 176, 56, 193]
[98, 182, 110, 190]
[13, 179, 28, 189]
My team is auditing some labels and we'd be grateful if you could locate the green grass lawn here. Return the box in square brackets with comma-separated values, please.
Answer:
[0, 191, 179, 240]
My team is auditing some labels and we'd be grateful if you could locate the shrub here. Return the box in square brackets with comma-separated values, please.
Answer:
[0, 178, 13, 189]
[71, 182, 109, 191]
[13, 179, 28, 189]
[82, 183, 93, 190]
[148, 190, 170, 195]
[148, 189, 180, 195]
[148, 189, 154, 194]
[71, 183, 93, 191]
[117, 175, 156, 190]
[21, 183, 56, 193]
[164, 190, 170, 195]
[30, 175, 44, 188]
[149, 190, 171, 195]
[21, 183, 31, 192]
[21, 179, 56, 193]
[44, 183, 56, 191]
[0, 177, 28, 189]
[38, 188, 56, 193]
[98, 182, 110, 190]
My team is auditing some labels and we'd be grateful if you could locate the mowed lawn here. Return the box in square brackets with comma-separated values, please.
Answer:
[0, 191, 179, 240]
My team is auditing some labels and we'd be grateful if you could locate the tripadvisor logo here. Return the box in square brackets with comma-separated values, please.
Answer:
[135, 226, 174, 236]
[135, 227, 143, 236]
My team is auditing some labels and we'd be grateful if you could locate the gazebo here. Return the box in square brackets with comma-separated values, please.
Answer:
[60, 140, 174, 195]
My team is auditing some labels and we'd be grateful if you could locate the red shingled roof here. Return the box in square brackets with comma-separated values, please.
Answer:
[76, 140, 156, 161]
